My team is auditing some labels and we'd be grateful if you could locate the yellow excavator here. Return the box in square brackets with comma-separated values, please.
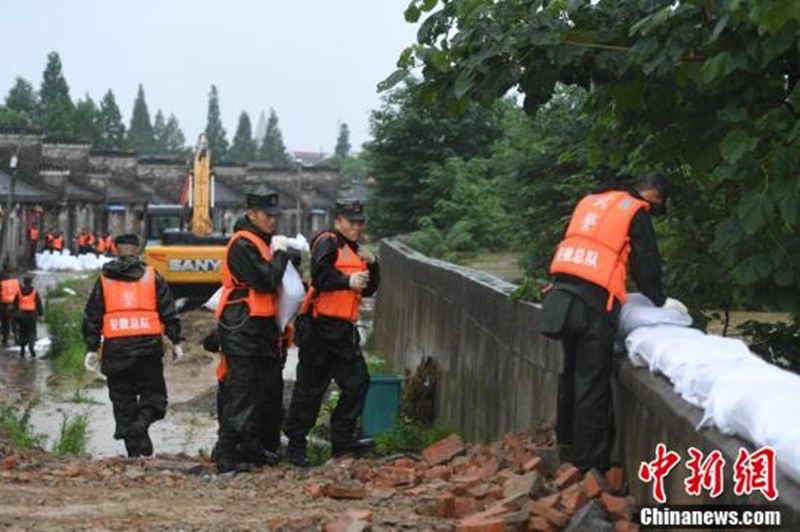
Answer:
[143, 134, 228, 299]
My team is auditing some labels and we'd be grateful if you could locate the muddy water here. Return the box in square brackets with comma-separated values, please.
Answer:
[0, 270, 378, 459]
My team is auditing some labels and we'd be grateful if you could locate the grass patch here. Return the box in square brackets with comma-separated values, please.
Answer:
[374, 420, 456, 456]
[308, 440, 332, 466]
[68, 388, 102, 405]
[52, 412, 90, 456]
[45, 276, 96, 377]
[0, 401, 47, 449]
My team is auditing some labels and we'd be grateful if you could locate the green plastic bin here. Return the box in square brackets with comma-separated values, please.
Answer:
[362, 374, 403, 437]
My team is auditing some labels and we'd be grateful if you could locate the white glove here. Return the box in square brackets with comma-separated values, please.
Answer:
[663, 297, 689, 314]
[349, 271, 369, 290]
[357, 247, 376, 264]
[172, 343, 185, 362]
[84, 351, 101, 374]
[271, 235, 289, 252]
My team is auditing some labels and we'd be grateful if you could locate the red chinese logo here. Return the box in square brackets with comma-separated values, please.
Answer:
[685, 447, 725, 498]
[733, 446, 779, 501]
[638, 443, 682, 503]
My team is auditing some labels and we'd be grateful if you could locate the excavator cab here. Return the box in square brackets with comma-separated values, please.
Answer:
[143, 134, 229, 300]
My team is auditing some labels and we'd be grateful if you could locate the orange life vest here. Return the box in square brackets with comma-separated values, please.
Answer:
[550, 190, 650, 310]
[97, 238, 107, 253]
[1, 279, 20, 304]
[100, 266, 164, 339]
[29, 227, 39, 241]
[312, 232, 368, 323]
[216, 354, 228, 383]
[17, 290, 37, 312]
[215, 230, 279, 319]
[52, 236, 64, 250]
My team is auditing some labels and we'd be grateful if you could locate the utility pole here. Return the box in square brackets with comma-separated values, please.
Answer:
[0, 140, 21, 269]
[295, 157, 302, 236]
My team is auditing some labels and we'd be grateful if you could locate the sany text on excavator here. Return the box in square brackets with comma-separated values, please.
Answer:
[143, 134, 228, 300]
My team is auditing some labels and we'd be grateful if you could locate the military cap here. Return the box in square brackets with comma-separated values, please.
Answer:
[246, 191, 281, 216]
[335, 198, 366, 221]
[114, 233, 141, 247]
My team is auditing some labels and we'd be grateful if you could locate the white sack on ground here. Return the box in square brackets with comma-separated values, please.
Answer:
[35, 250, 113, 271]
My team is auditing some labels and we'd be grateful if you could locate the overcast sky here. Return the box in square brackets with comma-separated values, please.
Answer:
[0, 0, 420, 154]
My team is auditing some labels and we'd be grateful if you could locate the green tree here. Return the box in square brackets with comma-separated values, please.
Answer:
[163, 114, 186, 155]
[127, 84, 155, 153]
[152, 110, 168, 153]
[205, 84, 228, 161]
[258, 107, 291, 167]
[37, 52, 74, 137]
[365, 78, 505, 237]
[5, 77, 37, 123]
[334, 122, 351, 159]
[391, 0, 800, 314]
[96, 90, 127, 151]
[228, 111, 257, 163]
[0, 107, 28, 128]
[72, 95, 101, 144]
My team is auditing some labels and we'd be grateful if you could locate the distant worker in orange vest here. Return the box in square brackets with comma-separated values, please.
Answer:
[82, 233, 183, 458]
[51, 232, 65, 252]
[535, 174, 687, 474]
[27, 223, 40, 263]
[285, 198, 381, 468]
[13, 276, 43, 358]
[76, 228, 97, 254]
[213, 191, 290, 473]
[1, 268, 21, 346]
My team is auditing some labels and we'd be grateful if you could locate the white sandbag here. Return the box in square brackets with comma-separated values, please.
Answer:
[278, 262, 306, 330]
[625, 325, 703, 367]
[618, 292, 692, 338]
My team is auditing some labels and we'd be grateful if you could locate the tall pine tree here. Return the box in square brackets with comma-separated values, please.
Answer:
[335, 121, 351, 159]
[163, 114, 186, 154]
[228, 111, 257, 163]
[205, 85, 228, 161]
[37, 52, 74, 137]
[96, 90, 127, 151]
[254, 110, 267, 146]
[259, 107, 291, 167]
[127, 84, 155, 154]
[5, 77, 37, 123]
[153, 110, 168, 153]
[73, 95, 101, 144]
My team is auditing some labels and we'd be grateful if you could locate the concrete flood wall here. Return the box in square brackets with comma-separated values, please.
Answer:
[372, 237, 799, 521]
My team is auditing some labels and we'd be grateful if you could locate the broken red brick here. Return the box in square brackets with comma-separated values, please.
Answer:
[582, 469, 605, 499]
[404, 485, 429, 496]
[305, 483, 323, 498]
[455, 517, 506, 532]
[601, 493, 632, 521]
[495, 469, 516, 485]
[537, 492, 561, 508]
[529, 500, 570, 528]
[605, 465, 624, 493]
[475, 457, 500, 480]
[393, 457, 419, 469]
[353, 464, 373, 483]
[467, 482, 491, 499]
[422, 434, 466, 466]
[523, 455, 543, 473]
[322, 484, 368, 500]
[554, 465, 580, 490]
[560, 484, 589, 516]
[454, 496, 482, 518]
[436, 493, 457, 518]
[529, 516, 558, 532]
[2, 456, 19, 470]
[482, 485, 504, 503]
[374, 466, 417, 488]
[423, 464, 452, 481]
